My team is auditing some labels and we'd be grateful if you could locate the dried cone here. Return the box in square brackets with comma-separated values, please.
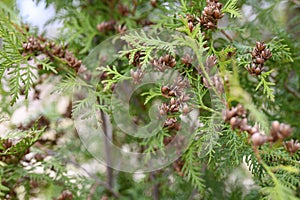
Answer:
[172, 158, 184, 176]
[164, 117, 177, 128]
[270, 121, 293, 142]
[205, 55, 217, 71]
[2, 139, 12, 149]
[182, 104, 190, 115]
[97, 20, 116, 32]
[284, 139, 300, 154]
[161, 85, 176, 98]
[186, 14, 196, 32]
[63, 50, 82, 72]
[57, 190, 73, 200]
[115, 24, 127, 34]
[127, 51, 142, 67]
[161, 85, 171, 96]
[159, 103, 169, 116]
[246, 62, 263, 76]
[247, 41, 272, 76]
[22, 36, 82, 73]
[203, 74, 224, 94]
[181, 54, 192, 66]
[152, 55, 176, 72]
[199, 0, 224, 30]
[130, 69, 143, 84]
[150, 0, 157, 7]
[117, 4, 130, 16]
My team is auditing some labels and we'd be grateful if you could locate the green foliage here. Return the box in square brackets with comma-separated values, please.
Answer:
[0, 0, 300, 199]
[0, 128, 43, 157]
[98, 65, 131, 91]
[222, 0, 242, 18]
[255, 70, 275, 102]
[119, 30, 181, 69]
[0, 16, 29, 105]
[182, 142, 205, 192]
[141, 85, 162, 105]
[260, 162, 299, 200]
[267, 38, 294, 63]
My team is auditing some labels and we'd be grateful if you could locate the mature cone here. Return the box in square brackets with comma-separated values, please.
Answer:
[246, 62, 263, 76]
[97, 20, 116, 32]
[22, 36, 82, 73]
[284, 139, 300, 154]
[164, 117, 177, 128]
[247, 41, 272, 75]
[2, 139, 12, 149]
[117, 4, 130, 16]
[161, 85, 176, 98]
[186, 14, 196, 32]
[251, 132, 267, 146]
[223, 104, 247, 122]
[172, 158, 184, 176]
[199, 0, 224, 30]
[126, 51, 142, 67]
[205, 55, 217, 70]
[115, 24, 127, 34]
[22, 36, 43, 52]
[130, 69, 143, 84]
[203, 74, 224, 94]
[181, 54, 192, 66]
[57, 190, 73, 200]
[270, 121, 293, 141]
[222, 104, 260, 135]
[152, 54, 176, 71]
[63, 50, 82, 72]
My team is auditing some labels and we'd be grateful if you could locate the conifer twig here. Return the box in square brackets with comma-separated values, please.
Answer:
[220, 30, 233, 42]
[97, 96, 114, 192]
[150, 172, 159, 200]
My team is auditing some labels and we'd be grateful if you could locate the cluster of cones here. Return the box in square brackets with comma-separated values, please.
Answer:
[202, 55, 224, 94]
[246, 41, 272, 75]
[199, 0, 224, 30]
[186, 0, 224, 32]
[22, 36, 82, 73]
[152, 54, 176, 72]
[97, 20, 127, 34]
[159, 77, 191, 130]
[223, 104, 299, 155]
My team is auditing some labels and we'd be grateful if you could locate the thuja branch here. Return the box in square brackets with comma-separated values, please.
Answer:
[181, 36, 220, 98]
[96, 96, 114, 192]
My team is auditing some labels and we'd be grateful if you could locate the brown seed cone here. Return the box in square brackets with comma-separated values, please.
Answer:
[57, 190, 73, 200]
[22, 36, 82, 73]
[203, 74, 224, 94]
[246, 62, 263, 76]
[251, 132, 267, 146]
[270, 121, 293, 142]
[164, 117, 177, 128]
[172, 158, 184, 176]
[130, 69, 143, 84]
[181, 54, 192, 66]
[152, 55, 176, 71]
[284, 139, 300, 154]
[2, 139, 13, 149]
[247, 41, 272, 76]
[205, 55, 217, 70]
[199, 0, 224, 30]
[97, 20, 116, 32]
[150, 0, 157, 7]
